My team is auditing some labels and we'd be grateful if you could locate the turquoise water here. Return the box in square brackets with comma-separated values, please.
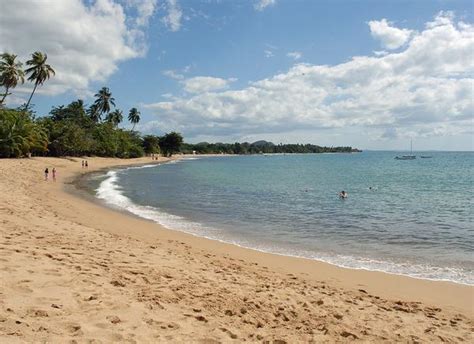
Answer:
[95, 152, 474, 285]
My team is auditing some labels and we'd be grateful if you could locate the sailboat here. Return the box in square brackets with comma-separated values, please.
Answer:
[395, 140, 416, 160]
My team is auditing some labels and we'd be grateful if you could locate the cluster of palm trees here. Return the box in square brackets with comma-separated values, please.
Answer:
[88, 86, 141, 129]
[1, 51, 141, 130]
[0, 51, 55, 108]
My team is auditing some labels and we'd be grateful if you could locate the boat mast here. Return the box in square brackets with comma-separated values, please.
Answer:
[410, 139, 413, 154]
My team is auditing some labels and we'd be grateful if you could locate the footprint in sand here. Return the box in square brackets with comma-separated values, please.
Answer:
[106, 315, 121, 324]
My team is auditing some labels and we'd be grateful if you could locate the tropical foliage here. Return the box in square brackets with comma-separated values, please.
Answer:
[92, 87, 115, 121]
[0, 67, 182, 159]
[128, 107, 140, 130]
[180, 141, 359, 155]
[0, 108, 48, 158]
[159, 132, 184, 157]
[105, 109, 123, 126]
[142, 135, 161, 155]
[25, 52, 55, 108]
[36, 97, 145, 158]
[0, 53, 25, 105]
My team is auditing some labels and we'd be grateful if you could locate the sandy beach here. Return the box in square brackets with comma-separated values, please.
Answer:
[0, 157, 472, 343]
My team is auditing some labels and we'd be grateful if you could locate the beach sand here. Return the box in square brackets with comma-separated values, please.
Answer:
[0, 157, 472, 343]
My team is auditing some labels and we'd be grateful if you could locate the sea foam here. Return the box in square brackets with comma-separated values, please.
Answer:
[96, 166, 219, 238]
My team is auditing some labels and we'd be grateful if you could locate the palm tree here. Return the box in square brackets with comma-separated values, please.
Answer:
[128, 107, 140, 130]
[93, 87, 115, 120]
[24, 52, 55, 109]
[0, 53, 25, 105]
[87, 104, 100, 122]
[105, 109, 123, 126]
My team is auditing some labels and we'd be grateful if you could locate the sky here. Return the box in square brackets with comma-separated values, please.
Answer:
[0, 0, 473, 150]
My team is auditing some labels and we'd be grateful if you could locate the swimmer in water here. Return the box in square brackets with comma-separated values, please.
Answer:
[339, 190, 348, 198]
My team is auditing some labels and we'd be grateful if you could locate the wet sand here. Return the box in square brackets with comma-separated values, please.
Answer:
[0, 157, 472, 343]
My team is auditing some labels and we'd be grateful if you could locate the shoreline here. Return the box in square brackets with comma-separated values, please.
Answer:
[65, 158, 473, 314]
[1, 157, 472, 342]
[84, 157, 472, 288]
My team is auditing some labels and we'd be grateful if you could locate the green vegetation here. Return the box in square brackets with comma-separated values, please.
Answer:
[159, 132, 184, 157]
[142, 135, 161, 155]
[24, 52, 55, 109]
[1, 50, 360, 159]
[0, 100, 183, 158]
[0, 108, 48, 158]
[0, 53, 25, 105]
[128, 108, 140, 131]
[92, 86, 115, 121]
[181, 140, 359, 155]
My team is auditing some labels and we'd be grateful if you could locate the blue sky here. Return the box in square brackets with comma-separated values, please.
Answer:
[1, 0, 473, 150]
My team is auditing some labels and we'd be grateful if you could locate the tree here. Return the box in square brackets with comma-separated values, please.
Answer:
[40, 118, 93, 156]
[0, 108, 48, 157]
[116, 130, 144, 158]
[142, 135, 160, 154]
[0, 53, 25, 105]
[105, 109, 123, 126]
[159, 132, 183, 157]
[128, 107, 140, 130]
[87, 104, 100, 122]
[93, 87, 115, 121]
[24, 52, 55, 109]
[50, 99, 88, 123]
[92, 122, 119, 157]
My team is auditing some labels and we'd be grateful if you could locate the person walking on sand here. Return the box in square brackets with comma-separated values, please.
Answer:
[85, 160, 88, 168]
[44, 167, 49, 181]
[52, 168, 57, 182]
[82, 160, 85, 168]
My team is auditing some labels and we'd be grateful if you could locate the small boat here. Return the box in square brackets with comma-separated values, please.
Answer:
[395, 140, 416, 160]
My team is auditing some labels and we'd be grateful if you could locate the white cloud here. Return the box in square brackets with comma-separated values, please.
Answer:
[4, 94, 27, 107]
[144, 13, 473, 141]
[126, 0, 157, 26]
[162, 70, 184, 80]
[254, 0, 276, 11]
[368, 18, 413, 49]
[162, 65, 194, 80]
[264, 50, 274, 58]
[162, 0, 183, 32]
[287, 51, 302, 60]
[182, 76, 236, 94]
[373, 50, 388, 57]
[0, 0, 153, 97]
[426, 10, 454, 29]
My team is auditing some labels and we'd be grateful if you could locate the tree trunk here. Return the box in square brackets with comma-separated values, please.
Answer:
[132, 123, 136, 131]
[25, 82, 39, 109]
[0, 86, 10, 105]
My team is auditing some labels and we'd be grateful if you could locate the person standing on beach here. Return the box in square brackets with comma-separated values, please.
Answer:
[52, 168, 57, 182]
[85, 161, 88, 168]
[44, 168, 49, 181]
[82, 160, 85, 168]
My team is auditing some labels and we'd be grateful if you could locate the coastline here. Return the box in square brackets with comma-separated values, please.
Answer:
[0, 157, 472, 342]
[71, 159, 473, 311]
[87, 158, 473, 287]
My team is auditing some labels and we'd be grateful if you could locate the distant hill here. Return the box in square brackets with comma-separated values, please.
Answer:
[251, 140, 275, 147]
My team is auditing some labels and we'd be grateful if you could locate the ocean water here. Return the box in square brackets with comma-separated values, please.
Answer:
[94, 152, 474, 285]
